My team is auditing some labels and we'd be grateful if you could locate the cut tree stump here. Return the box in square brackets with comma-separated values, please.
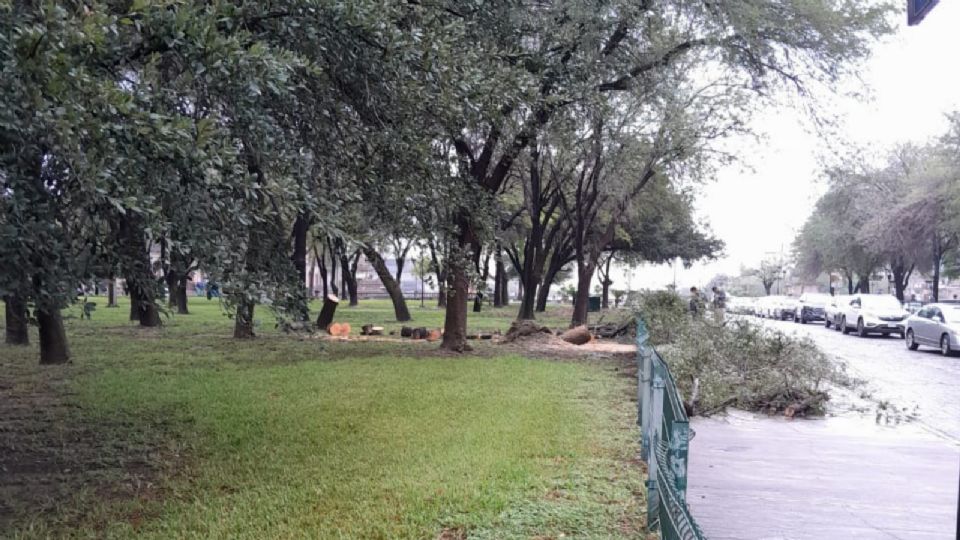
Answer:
[400, 326, 413, 338]
[316, 294, 340, 330]
[327, 322, 351, 337]
[426, 329, 442, 342]
[560, 325, 592, 345]
[361, 325, 384, 336]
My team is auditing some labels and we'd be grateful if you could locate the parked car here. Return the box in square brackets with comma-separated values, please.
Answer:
[755, 296, 787, 319]
[793, 293, 830, 324]
[837, 294, 909, 338]
[776, 297, 798, 320]
[825, 294, 850, 329]
[904, 303, 960, 356]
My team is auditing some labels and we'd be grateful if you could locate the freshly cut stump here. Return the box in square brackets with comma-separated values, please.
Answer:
[560, 325, 592, 345]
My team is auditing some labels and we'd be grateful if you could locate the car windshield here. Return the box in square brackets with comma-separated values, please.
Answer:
[860, 296, 902, 311]
[804, 294, 829, 304]
[943, 307, 960, 323]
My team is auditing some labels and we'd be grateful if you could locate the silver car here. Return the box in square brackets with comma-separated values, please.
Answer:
[905, 303, 960, 356]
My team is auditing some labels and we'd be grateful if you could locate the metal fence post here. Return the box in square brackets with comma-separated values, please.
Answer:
[637, 320, 653, 461]
[669, 420, 690, 501]
[648, 375, 665, 531]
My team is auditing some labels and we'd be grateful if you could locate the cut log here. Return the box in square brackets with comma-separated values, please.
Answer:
[426, 329, 442, 342]
[326, 322, 351, 337]
[369, 326, 384, 336]
[361, 324, 374, 336]
[480, 334, 493, 340]
[560, 325, 592, 345]
[411, 327, 428, 340]
[400, 326, 413, 338]
[466, 333, 479, 340]
[315, 294, 340, 330]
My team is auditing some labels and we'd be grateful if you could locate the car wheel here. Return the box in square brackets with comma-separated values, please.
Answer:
[941, 334, 955, 357]
[905, 330, 918, 350]
[857, 319, 868, 338]
[825, 317, 831, 329]
[841, 317, 850, 335]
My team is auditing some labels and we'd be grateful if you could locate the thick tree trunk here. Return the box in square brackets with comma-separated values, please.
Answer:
[138, 299, 161, 327]
[441, 213, 480, 352]
[107, 279, 118, 307]
[571, 263, 595, 328]
[762, 282, 773, 296]
[441, 259, 470, 351]
[363, 246, 411, 322]
[4, 294, 29, 345]
[234, 301, 255, 339]
[37, 308, 70, 364]
[855, 275, 870, 294]
[129, 284, 140, 321]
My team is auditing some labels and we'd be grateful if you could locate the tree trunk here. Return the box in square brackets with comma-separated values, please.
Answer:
[166, 271, 178, 308]
[138, 299, 161, 327]
[762, 282, 773, 296]
[340, 251, 360, 306]
[129, 284, 140, 321]
[4, 294, 29, 345]
[441, 258, 470, 351]
[855, 275, 870, 294]
[291, 212, 309, 284]
[437, 269, 448, 308]
[37, 307, 70, 364]
[473, 250, 491, 313]
[599, 255, 613, 310]
[500, 272, 509, 306]
[315, 294, 339, 330]
[363, 246, 411, 322]
[932, 252, 942, 302]
[441, 213, 480, 352]
[536, 252, 565, 312]
[234, 301, 255, 339]
[175, 276, 189, 314]
[493, 250, 504, 308]
[571, 263, 595, 328]
[107, 279, 118, 307]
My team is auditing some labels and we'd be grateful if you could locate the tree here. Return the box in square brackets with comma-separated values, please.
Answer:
[750, 258, 786, 296]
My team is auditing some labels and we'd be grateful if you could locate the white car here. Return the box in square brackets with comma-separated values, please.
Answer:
[824, 294, 850, 330]
[838, 294, 909, 338]
[904, 303, 960, 356]
[793, 293, 830, 324]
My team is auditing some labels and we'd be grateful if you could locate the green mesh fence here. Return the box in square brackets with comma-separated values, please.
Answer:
[637, 318, 706, 540]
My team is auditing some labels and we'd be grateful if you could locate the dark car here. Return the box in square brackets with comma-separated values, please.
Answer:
[793, 293, 830, 324]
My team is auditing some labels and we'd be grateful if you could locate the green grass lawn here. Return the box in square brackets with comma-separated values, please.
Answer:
[1, 297, 644, 539]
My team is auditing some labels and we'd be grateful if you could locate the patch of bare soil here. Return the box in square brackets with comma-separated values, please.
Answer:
[0, 356, 184, 532]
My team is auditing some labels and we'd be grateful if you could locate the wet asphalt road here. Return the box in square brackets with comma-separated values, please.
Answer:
[757, 316, 960, 443]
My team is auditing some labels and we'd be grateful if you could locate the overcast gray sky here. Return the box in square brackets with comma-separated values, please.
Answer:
[622, 1, 960, 292]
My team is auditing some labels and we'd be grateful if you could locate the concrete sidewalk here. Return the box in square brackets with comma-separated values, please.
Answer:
[686, 410, 959, 540]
